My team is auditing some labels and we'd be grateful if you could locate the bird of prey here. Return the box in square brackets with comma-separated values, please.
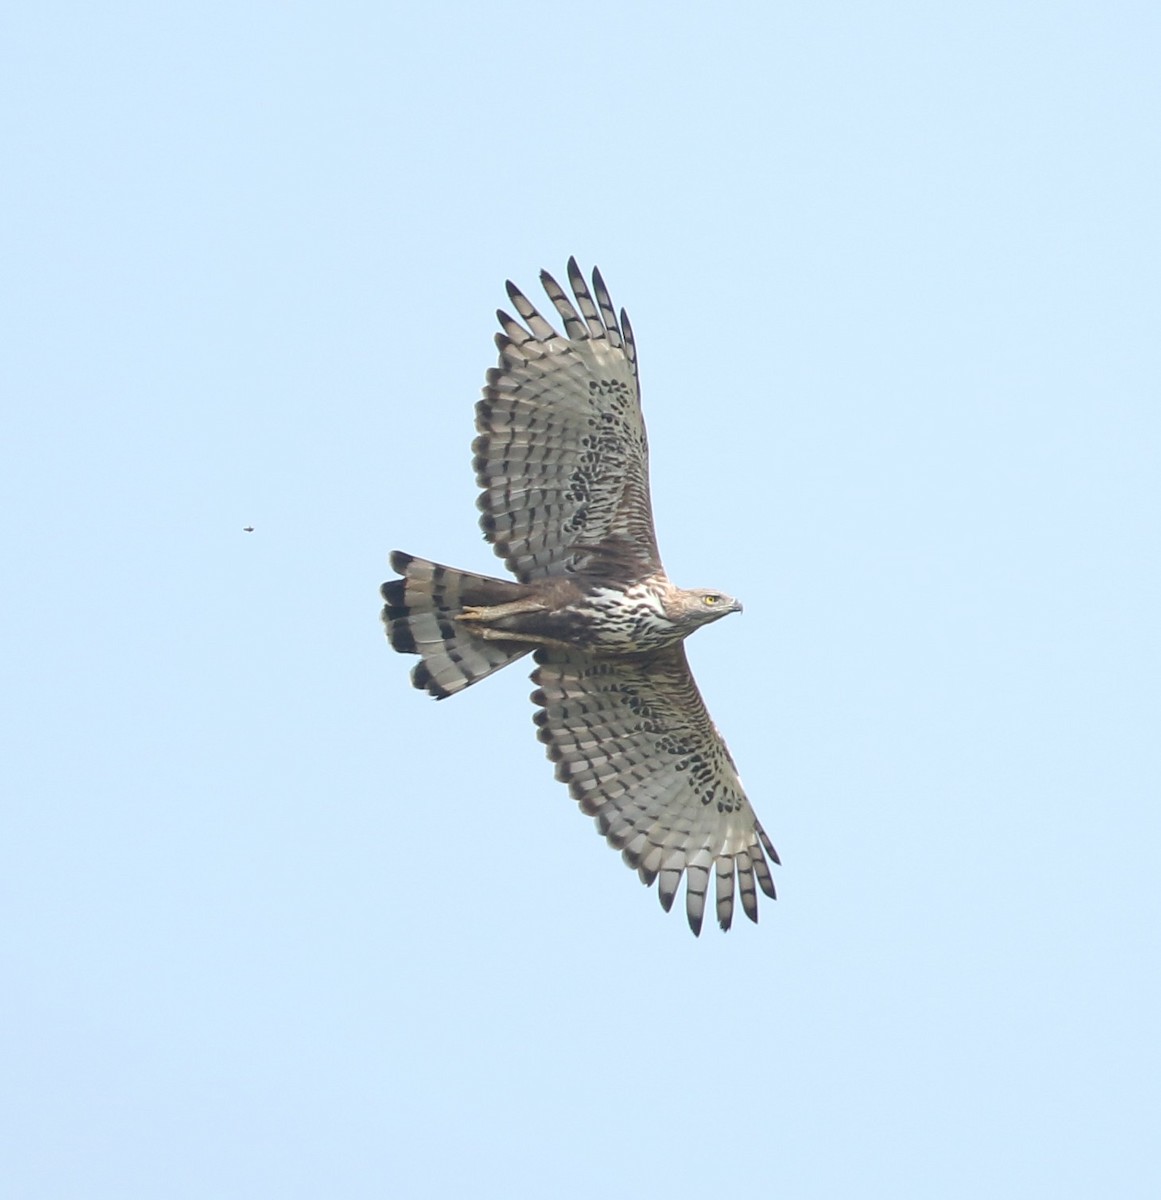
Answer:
[381, 259, 778, 934]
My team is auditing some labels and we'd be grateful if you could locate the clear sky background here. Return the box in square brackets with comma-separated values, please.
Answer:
[3, 2, 1159, 1197]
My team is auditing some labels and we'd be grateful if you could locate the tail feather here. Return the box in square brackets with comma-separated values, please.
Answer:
[381, 551, 531, 698]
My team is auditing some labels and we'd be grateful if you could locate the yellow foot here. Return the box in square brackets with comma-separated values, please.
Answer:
[457, 600, 544, 622]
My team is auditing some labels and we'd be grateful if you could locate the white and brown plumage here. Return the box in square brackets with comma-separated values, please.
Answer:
[381, 259, 779, 934]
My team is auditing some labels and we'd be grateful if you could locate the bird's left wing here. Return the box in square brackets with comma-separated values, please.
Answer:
[531, 645, 779, 934]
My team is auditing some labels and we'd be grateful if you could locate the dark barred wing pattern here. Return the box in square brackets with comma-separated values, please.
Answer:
[531, 645, 780, 934]
[473, 258, 660, 585]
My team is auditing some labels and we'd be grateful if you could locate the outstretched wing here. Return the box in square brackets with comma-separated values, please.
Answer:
[473, 258, 660, 584]
[530, 645, 779, 934]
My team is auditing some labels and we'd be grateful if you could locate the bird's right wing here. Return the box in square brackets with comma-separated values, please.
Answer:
[473, 259, 661, 585]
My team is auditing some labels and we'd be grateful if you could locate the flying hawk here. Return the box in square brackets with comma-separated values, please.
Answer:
[381, 260, 779, 933]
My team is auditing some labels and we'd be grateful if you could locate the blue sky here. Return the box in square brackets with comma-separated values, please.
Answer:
[3, 2, 1159, 1196]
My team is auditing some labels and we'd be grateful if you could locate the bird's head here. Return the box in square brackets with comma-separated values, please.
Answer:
[674, 588, 743, 631]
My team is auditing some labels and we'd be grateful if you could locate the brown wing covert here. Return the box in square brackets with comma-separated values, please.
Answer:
[530, 645, 779, 934]
[473, 258, 659, 585]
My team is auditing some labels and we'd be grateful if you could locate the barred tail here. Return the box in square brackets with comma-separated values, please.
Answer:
[381, 551, 531, 699]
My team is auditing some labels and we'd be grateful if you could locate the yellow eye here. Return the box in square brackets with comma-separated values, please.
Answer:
[703, 594, 719, 605]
